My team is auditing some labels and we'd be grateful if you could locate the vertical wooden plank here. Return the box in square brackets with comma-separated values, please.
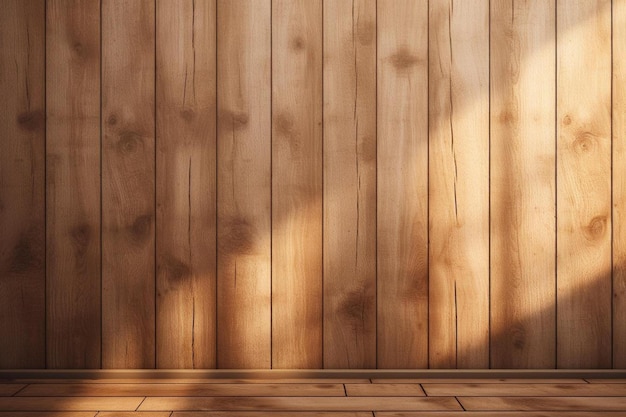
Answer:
[428, 0, 489, 369]
[322, 0, 377, 369]
[377, 0, 428, 369]
[216, 0, 271, 369]
[272, 0, 323, 369]
[0, 0, 45, 369]
[490, 0, 556, 368]
[46, 0, 101, 369]
[557, 0, 612, 368]
[102, 0, 156, 368]
[614, 0, 626, 369]
[156, 0, 217, 369]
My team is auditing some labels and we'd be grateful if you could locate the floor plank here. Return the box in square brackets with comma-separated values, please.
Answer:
[345, 384, 425, 397]
[0, 413, 96, 417]
[8, 379, 372, 384]
[173, 413, 371, 417]
[376, 413, 626, 417]
[459, 396, 626, 411]
[0, 384, 25, 396]
[139, 396, 461, 411]
[423, 383, 626, 396]
[96, 413, 171, 417]
[0, 397, 143, 411]
[372, 379, 588, 384]
[17, 383, 345, 397]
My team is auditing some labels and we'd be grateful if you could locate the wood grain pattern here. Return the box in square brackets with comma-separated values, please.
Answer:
[0, 384, 25, 396]
[376, 413, 626, 417]
[272, 0, 323, 369]
[423, 383, 626, 396]
[45, 0, 101, 369]
[0, 397, 143, 412]
[17, 383, 345, 396]
[377, 0, 428, 369]
[556, 0, 612, 369]
[345, 384, 424, 397]
[216, 0, 272, 369]
[459, 396, 626, 411]
[0, 414, 97, 417]
[139, 396, 461, 411]
[156, 0, 217, 369]
[490, 0, 556, 369]
[428, 0, 490, 369]
[0, 0, 46, 369]
[101, 0, 156, 368]
[323, 0, 377, 370]
[174, 413, 371, 417]
[614, 0, 626, 369]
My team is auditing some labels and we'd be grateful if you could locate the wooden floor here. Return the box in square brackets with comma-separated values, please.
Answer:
[0, 377, 625, 415]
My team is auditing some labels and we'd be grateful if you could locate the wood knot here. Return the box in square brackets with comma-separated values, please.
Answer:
[274, 112, 294, 137]
[72, 41, 88, 59]
[291, 36, 305, 51]
[508, 323, 526, 349]
[129, 214, 153, 243]
[161, 256, 191, 283]
[219, 217, 255, 255]
[583, 215, 607, 241]
[389, 47, 420, 71]
[338, 290, 369, 324]
[180, 108, 195, 122]
[9, 233, 42, 273]
[70, 223, 91, 249]
[107, 114, 118, 126]
[17, 110, 44, 131]
[499, 110, 517, 125]
[220, 109, 249, 132]
[117, 131, 143, 154]
[572, 131, 598, 154]
[562, 115, 572, 126]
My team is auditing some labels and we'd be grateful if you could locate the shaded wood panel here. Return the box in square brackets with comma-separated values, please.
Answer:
[428, 0, 490, 369]
[0, 0, 46, 369]
[614, 0, 626, 369]
[156, 0, 217, 369]
[102, 0, 156, 368]
[46, 0, 101, 369]
[556, 0, 612, 369]
[490, 0, 556, 368]
[323, 0, 377, 369]
[377, 0, 428, 369]
[272, 0, 323, 369]
[216, 0, 272, 369]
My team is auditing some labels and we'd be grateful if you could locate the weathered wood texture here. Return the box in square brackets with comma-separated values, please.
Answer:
[101, 0, 156, 368]
[428, 0, 489, 369]
[272, 0, 323, 369]
[323, 0, 377, 369]
[217, 0, 271, 368]
[556, 0, 612, 369]
[46, 0, 101, 369]
[614, 0, 626, 369]
[490, 0, 556, 368]
[0, 0, 46, 368]
[156, 0, 217, 369]
[377, 0, 429, 369]
[0, 0, 624, 370]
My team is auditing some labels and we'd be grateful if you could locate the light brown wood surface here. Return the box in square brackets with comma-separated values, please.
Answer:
[423, 383, 626, 396]
[1, 0, 625, 371]
[556, 0, 612, 369]
[428, 0, 490, 369]
[323, 0, 377, 370]
[101, 0, 156, 368]
[0, 397, 144, 411]
[614, 0, 626, 369]
[459, 396, 626, 411]
[345, 384, 424, 397]
[216, 0, 271, 369]
[156, 0, 217, 369]
[45, 0, 101, 369]
[490, 0, 556, 369]
[376, 0, 428, 369]
[272, 0, 323, 369]
[0, 0, 46, 369]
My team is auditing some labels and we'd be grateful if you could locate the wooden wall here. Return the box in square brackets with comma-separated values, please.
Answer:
[0, 0, 623, 370]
